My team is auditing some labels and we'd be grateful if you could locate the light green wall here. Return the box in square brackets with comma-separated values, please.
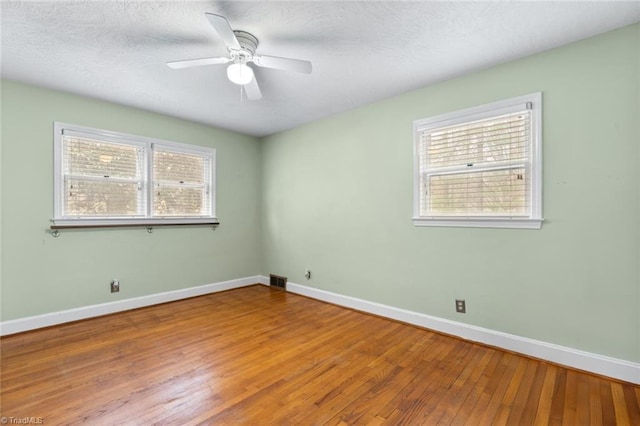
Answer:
[1, 24, 638, 365]
[0, 80, 262, 320]
[0, 80, 4, 309]
[261, 24, 640, 362]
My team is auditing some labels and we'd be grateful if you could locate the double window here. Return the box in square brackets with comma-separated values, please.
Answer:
[413, 93, 542, 229]
[53, 122, 216, 227]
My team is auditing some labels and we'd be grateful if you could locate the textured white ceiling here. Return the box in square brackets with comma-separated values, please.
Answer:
[2, 1, 639, 137]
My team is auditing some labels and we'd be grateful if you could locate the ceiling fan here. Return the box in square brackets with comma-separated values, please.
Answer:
[167, 13, 312, 100]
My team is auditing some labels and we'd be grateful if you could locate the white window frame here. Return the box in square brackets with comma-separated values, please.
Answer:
[53, 122, 217, 227]
[412, 93, 543, 229]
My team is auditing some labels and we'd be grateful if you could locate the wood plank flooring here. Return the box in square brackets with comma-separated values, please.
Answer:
[1, 285, 638, 425]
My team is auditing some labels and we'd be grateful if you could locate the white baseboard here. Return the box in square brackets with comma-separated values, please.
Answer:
[258, 276, 639, 384]
[3, 275, 637, 384]
[0, 276, 261, 336]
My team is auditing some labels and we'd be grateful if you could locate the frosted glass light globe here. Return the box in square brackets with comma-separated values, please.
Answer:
[226, 63, 254, 85]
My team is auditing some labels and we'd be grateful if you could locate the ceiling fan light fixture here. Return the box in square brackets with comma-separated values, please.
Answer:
[227, 62, 254, 85]
[167, 13, 311, 101]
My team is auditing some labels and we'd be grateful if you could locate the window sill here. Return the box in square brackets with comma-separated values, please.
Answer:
[412, 217, 543, 229]
[51, 217, 220, 230]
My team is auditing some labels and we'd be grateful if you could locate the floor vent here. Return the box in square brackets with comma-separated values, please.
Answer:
[269, 274, 287, 290]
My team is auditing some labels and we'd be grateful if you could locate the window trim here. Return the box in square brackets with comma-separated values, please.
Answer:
[412, 93, 543, 229]
[53, 122, 217, 228]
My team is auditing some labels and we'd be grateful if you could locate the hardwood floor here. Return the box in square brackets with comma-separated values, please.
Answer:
[1, 285, 638, 425]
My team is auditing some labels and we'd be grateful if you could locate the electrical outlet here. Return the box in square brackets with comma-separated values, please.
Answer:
[110, 279, 120, 293]
[455, 299, 466, 313]
[304, 269, 311, 280]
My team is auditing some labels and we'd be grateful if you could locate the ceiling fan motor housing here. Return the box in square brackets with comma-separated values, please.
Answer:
[231, 30, 259, 61]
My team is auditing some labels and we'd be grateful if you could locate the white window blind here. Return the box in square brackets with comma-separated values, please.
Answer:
[53, 122, 217, 227]
[413, 93, 542, 229]
[62, 136, 145, 217]
[152, 146, 212, 217]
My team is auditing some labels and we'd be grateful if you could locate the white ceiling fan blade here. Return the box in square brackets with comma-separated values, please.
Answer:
[253, 55, 312, 74]
[243, 77, 262, 100]
[167, 56, 230, 69]
[205, 13, 240, 50]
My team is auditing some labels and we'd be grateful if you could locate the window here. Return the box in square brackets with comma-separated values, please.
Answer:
[413, 93, 542, 229]
[53, 122, 216, 227]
